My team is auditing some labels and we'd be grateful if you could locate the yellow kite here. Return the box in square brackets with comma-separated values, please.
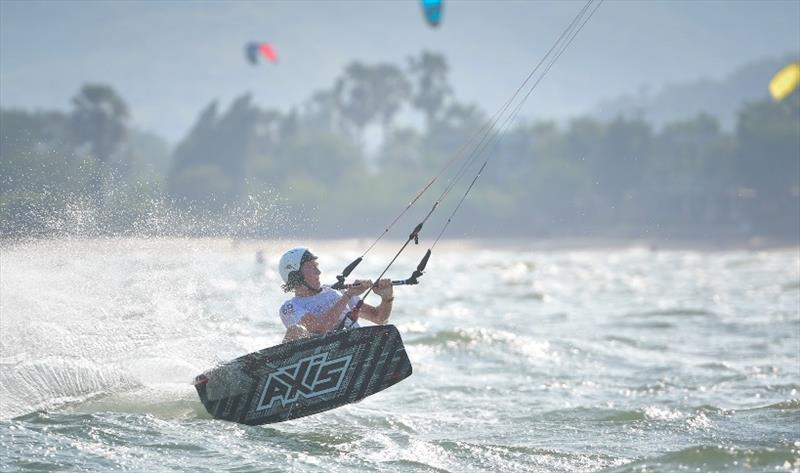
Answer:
[769, 62, 800, 101]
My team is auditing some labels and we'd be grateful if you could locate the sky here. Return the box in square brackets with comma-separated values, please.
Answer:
[1, 0, 799, 144]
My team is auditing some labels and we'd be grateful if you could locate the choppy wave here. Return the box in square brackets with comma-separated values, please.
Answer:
[1, 241, 798, 472]
[756, 399, 800, 410]
[405, 328, 558, 365]
[407, 328, 510, 347]
[65, 386, 207, 420]
[782, 280, 800, 291]
[602, 445, 800, 472]
[628, 308, 718, 318]
[0, 357, 140, 419]
[0, 353, 206, 420]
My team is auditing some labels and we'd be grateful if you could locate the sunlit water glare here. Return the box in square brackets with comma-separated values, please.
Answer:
[1, 239, 798, 472]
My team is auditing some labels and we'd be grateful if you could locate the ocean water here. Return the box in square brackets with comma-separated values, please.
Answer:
[1, 238, 798, 472]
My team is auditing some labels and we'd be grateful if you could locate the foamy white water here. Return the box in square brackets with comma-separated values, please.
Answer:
[1, 238, 798, 472]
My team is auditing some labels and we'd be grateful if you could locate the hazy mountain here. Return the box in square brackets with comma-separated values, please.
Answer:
[594, 54, 799, 130]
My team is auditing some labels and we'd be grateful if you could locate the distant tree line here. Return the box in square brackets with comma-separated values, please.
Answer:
[1, 52, 798, 242]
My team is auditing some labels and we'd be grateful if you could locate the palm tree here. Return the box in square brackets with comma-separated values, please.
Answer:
[333, 62, 412, 140]
[407, 51, 452, 129]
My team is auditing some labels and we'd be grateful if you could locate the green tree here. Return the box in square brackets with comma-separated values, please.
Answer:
[168, 94, 259, 210]
[69, 84, 130, 206]
[377, 127, 425, 174]
[334, 62, 412, 137]
[408, 51, 452, 128]
[591, 116, 653, 223]
[424, 101, 488, 170]
[302, 89, 346, 135]
[645, 113, 732, 229]
[734, 96, 800, 235]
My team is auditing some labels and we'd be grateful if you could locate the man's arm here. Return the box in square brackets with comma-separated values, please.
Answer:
[359, 297, 393, 324]
[359, 278, 394, 324]
[298, 281, 371, 333]
[299, 294, 354, 333]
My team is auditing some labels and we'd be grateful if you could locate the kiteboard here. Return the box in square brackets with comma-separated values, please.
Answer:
[193, 324, 412, 425]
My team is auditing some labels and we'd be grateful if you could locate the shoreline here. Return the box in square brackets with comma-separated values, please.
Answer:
[2, 234, 798, 253]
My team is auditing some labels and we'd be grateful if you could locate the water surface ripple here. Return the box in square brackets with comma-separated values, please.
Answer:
[1, 240, 798, 472]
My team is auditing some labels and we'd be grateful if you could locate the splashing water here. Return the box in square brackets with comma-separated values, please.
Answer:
[1, 239, 799, 472]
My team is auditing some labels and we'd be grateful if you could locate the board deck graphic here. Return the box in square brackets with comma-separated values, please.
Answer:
[194, 325, 412, 425]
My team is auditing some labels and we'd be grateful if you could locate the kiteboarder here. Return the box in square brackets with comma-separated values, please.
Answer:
[277, 247, 394, 342]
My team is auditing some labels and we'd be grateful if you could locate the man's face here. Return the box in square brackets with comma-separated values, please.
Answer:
[300, 259, 321, 289]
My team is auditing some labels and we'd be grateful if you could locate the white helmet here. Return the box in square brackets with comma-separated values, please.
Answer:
[278, 247, 317, 285]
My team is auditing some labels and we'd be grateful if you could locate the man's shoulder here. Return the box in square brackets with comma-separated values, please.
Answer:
[280, 299, 299, 317]
[308, 286, 341, 299]
[280, 296, 299, 306]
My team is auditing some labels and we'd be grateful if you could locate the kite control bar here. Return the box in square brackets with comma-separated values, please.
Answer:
[331, 257, 363, 290]
[332, 249, 431, 290]
[339, 279, 417, 289]
[331, 249, 431, 333]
